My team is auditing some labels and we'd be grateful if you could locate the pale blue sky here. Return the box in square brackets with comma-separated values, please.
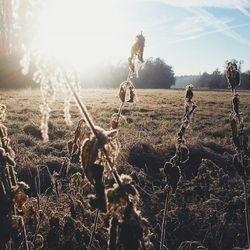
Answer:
[119, 0, 250, 75]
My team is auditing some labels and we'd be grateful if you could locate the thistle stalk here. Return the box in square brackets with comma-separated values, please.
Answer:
[243, 179, 250, 248]
[65, 77, 121, 186]
[87, 209, 99, 250]
[160, 84, 197, 249]
[160, 188, 171, 250]
[227, 60, 249, 248]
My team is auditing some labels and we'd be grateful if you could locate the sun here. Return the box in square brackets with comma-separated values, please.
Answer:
[31, 0, 131, 71]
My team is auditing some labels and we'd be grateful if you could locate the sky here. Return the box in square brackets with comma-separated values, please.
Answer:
[123, 0, 250, 75]
[30, 0, 250, 76]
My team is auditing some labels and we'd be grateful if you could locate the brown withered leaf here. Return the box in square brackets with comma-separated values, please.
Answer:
[74, 119, 85, 143]
[230, 117, 238, 138]
[67, 140, 74, 154]
[0, 104, 6, 123]
[119, 84, 126, 103]
[15, 191, 28, 210]
[81, 138, 98, 184]
[111, 116, 119, 129]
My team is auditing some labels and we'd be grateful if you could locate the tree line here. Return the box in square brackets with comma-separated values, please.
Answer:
[193, 68, 250, 90]
[0, 56, 176, 89]
[1, 53, 249, 90]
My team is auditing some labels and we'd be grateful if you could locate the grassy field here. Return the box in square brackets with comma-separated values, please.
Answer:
[3, 88, 250, 167]
[1, 88, 250, 249]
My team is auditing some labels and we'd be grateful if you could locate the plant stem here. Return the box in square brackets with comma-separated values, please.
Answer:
[160, 188, 170, 250]
[65, 78, 121, 186]
[87, 209, 99, 250]
[243, 179, 250, 248]
[116, 68, 132, 125]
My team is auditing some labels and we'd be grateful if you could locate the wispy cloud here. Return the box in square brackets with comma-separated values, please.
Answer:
[169, 22, 250, 45]
[237, 5, 250, 17]
[174, 15, 233, 37]
[186, 7, 250, 46]
[144, 0, 250, 46]
[148, 0, 250, 11]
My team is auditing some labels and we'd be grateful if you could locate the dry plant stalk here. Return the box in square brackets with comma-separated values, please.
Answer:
[228, 71, 250, 248]
[226, 60, 241, 94]
[64, 75, 147, 248]
[67, 119, 86, 164]
[19, 12, 148, 246]
[128, 32, 145, 77]
[0, 104, 30, 250]
[107, 174, 148, 250]
[160, 84, 197, 250]
[111, 33, 145, 129]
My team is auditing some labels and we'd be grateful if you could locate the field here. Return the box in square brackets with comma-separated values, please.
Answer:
[1, 88, 250, 249]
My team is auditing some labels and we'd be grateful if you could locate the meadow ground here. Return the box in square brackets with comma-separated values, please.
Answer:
[2, 88, 249, 169]
[1, 88, 250, 249]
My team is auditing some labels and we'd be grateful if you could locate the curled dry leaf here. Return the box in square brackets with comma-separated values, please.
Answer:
[230, 117, 238, 138]
[81, 137, 98, 184]
[110, 113, 127, 129]
[118, 81, 136, 103]
[119, 82, 127, 103]
[0, 104, 6, 123]
[163, 162, 181, 193]
[15, 191, 29, 210]
[111, 116, 119, 129]
[74, 119, 85, 143]
[34, 234, 44, 250]
[107, 174, 137, 207]
[232, 94, 240, 115]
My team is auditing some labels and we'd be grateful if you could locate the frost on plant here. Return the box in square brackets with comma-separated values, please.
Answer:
[128, 32, 145, 77]
[160, 84, 197, 250]
[225, 60, 241, 94]
[0, 105, 29, 249]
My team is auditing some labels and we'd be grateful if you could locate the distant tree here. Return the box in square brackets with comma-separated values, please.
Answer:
[135, 58, 175, 88]
[241, 72, 250, 89]
[0, 54, 33, 89]
[195, 69, 227, 89]
[0, 0, 14, 55]
[0, 1, 35, 89]
[196, 72, 210, 88]
[80, 58, 176, 89]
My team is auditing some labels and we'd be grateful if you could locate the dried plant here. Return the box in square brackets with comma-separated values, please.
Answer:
[0, 104, 6, 123]
[229, 82, 250, 247]
[16, 10, 149, 247]
[111, 33, 145, 130]
[67, 119, 86, 163]
[0, 104, 29, 249]
[63, 87, 73, 126]
[107, 175, 148, 250]
[129, 32, 145, 77]
[225, 60, 241, 94]
[118, 81, 136, 104]
[160, 84, 197, 250]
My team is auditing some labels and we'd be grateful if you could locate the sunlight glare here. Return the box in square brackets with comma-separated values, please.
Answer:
[32, 0, 131, 71]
